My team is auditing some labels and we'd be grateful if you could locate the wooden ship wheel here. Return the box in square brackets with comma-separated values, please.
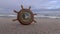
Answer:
[13, 5, 37, 25]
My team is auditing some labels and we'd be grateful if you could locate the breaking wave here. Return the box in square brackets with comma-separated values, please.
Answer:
[35, 15, 60, 19]
[0, 14, 60, 19]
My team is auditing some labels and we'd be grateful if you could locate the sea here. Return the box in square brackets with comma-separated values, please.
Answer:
[0, 9, 60, 19]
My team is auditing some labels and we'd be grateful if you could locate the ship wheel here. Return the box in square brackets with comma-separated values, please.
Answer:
[13, 5, 37, 25]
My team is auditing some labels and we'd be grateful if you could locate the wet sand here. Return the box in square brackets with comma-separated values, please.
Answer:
[0, 17, 60, 34]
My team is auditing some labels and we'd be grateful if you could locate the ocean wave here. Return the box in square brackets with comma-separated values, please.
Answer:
[0, 15, 16, 16]
[35, 15, 60, 18]
[0, 15, 60, 18]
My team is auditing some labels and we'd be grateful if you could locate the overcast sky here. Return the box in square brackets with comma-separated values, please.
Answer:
[0, 0, 60, 13]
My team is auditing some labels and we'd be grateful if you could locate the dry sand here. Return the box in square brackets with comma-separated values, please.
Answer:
[0, 17, 60, 34]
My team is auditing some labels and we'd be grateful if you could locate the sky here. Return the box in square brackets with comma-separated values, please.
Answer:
[0, 0, 60, 13]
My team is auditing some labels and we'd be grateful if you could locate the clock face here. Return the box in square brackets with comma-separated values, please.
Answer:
[18, 9, 33, 23]
[21, 12, 31, 20]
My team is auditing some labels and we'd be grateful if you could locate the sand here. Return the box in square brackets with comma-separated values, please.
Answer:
[0, 17, 60, 34]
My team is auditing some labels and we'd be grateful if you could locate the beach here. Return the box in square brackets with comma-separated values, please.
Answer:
[0, 17, 60, 34]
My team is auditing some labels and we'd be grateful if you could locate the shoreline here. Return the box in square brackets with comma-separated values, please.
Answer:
[0, 17, 60, 34]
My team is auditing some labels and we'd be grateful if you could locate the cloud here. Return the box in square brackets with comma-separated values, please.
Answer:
[19, 0, 60, 9]
[0, 0, 60, 9]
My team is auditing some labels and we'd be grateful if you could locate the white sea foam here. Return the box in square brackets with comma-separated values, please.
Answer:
[0, 15, 16, 17]
[35, 15, 60, 19]
[8, 15, 16, 17]
[0, 14, 60, 18]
